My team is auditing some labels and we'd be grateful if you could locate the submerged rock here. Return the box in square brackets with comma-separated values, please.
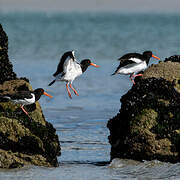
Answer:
[0, 24, 61, 168]
[107, 59, 180, 163]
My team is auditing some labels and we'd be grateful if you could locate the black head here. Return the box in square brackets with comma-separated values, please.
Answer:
[143, 51, 153, 60]
[143, 51, 160, 64]
[34, 88, 52, 101]
[80, 59, 92, 72]
[81, 59, 100, 72]
[80, 59, 91, 72]
[34, 88, 44, 95]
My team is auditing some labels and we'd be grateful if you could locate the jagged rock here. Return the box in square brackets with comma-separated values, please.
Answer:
[107, 59, 180, 163]
[0, 24, 17, 84]
[164, 55, 180, 63]
[0, 24, 61, 168]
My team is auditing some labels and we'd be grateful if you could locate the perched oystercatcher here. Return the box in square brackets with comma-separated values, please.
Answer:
[1, 88, 52, 117]
[48, 50, 99, 99]
[112, 51, 160, 84]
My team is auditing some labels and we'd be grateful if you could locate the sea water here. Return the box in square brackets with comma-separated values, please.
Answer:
[0, 11, 180, 180]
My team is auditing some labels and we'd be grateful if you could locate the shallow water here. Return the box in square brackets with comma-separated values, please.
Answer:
[0, 11, 180, 179]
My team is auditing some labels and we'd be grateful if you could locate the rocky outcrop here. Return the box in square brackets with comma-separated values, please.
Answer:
[143, 61, 180, 92]
[0, 24, 61, 168]
[0, 24, 17, 84]
[107, 59, 180, 163]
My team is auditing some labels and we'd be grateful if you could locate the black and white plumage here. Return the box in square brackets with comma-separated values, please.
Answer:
[0, 88, 52, 116]
[48, 50, 99, 99]
[112, 51, 160, 84]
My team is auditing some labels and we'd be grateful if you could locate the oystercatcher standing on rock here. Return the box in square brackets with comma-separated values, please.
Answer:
[112, 51, 160, 84]
[48, 50, 99, 99]
[0, 88, 52, 117]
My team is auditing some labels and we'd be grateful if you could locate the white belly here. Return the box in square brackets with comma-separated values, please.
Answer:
[118, 62, 147, 75]
[61, 60, 82, 82]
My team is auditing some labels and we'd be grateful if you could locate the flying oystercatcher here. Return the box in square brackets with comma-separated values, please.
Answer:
[112, 51, 160, 84]
[48, 50, 99, 99]
[0, 88, 52, 117]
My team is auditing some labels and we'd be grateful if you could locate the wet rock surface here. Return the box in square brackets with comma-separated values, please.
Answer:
[107, 59, 180, 163]
[0, 24, 61, 168]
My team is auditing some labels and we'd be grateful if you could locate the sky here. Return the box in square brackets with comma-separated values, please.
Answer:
[0, 0, 180, 12]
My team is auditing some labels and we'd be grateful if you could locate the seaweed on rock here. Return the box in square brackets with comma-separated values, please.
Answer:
[108, 74, 180, 163]
[0, 24, 61, 168]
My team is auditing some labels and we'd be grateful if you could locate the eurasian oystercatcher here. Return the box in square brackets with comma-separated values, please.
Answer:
[48, 50, 99, 99]
[1, 88, 52, 117]
[112, 51, 160, 84]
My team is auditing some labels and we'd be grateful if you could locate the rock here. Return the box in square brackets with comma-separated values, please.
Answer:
[0, 24, 61, 168]
[107, 59, 180, 163]
[143, 61, 180, 92]
[0, 24, 17, 84]
[164, 55, 180, 63]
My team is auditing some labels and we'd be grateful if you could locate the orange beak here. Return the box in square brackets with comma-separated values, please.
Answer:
[90, 62, 100, 67]
[152, 54, 160, 60]
[43, 92, 53, 98]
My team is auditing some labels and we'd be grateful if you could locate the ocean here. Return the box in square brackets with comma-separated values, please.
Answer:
[0, 11, 180, 179]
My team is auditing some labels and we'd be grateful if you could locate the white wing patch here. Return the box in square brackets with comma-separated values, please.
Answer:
[118, 61, 147, 74]
[129, 58, 143, 63]
[12, 93, 35, 105]
[24, 93, 36, 105]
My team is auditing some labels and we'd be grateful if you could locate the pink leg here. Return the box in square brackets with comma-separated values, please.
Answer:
[66, 83, 72, 99]
[129, 74, 135, 84]
[69, 83, 79, 96]
[134, 74, 143, 78]
[21, 105, 30, 118]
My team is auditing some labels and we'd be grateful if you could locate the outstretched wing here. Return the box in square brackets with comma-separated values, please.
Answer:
[63, 58, 80, 75]
[53, 51, 75, 77]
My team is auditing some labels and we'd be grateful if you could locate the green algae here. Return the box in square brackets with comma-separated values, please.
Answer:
[130, 109, 158, 134]
[0, 80, 61, 168]
[0, 24, 60, 168]
[108, 61, 180, 163]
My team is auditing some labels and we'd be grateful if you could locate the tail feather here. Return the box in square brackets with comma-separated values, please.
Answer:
[48, 79, 56, 86]
[53, 72, 58, 77]
[111, 72, 116, 76]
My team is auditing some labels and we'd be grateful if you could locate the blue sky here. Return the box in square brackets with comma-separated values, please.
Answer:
[0, 0, 180, 12]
